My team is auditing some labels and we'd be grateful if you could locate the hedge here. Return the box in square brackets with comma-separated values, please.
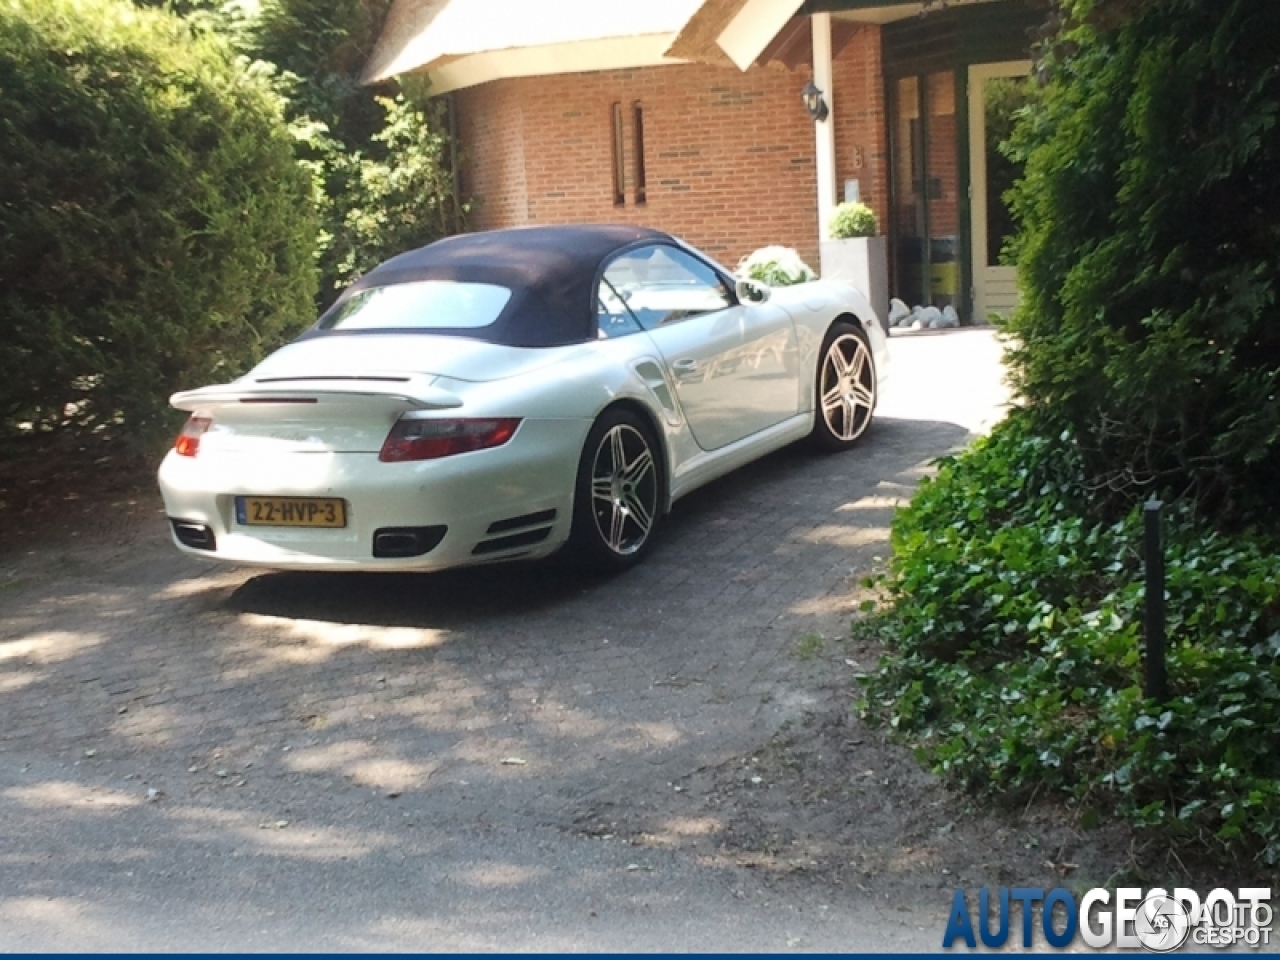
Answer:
[1004, 0, 1280, 529]
[0, 0, 318, 446]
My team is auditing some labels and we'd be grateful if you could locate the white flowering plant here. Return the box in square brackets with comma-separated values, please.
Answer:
[735, 245, 817, 287]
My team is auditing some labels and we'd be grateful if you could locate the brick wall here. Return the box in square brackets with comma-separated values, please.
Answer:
[454, 29, 890, 271]
[831, 25, 889, 231]
[457, 81, 529, 229]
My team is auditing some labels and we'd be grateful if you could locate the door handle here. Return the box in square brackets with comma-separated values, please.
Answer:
[671, 358, 699, 379]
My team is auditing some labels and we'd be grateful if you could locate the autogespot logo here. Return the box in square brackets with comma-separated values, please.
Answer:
[942, 886, 1273, 951]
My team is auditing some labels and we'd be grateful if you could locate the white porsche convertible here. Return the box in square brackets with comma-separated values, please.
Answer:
[158, 225, 888, 573]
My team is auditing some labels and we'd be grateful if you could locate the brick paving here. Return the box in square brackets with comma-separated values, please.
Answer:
[1, 418, 961, 777]
[0, 329, 1005, 949]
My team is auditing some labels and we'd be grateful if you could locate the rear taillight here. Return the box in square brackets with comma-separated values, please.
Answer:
[379, 417, 521, 463]
[174, 416, 212, 457]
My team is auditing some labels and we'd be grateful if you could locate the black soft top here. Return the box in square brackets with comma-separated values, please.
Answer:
[308, 224, 676, 348]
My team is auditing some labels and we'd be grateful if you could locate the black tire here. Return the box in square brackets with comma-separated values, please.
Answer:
[809, 321, 876, 452]
[567, 407, 663, 572]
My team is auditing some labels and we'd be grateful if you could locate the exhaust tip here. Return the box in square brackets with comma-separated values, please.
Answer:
[372, 526, 447, 559]
[170, 519, 216, 551]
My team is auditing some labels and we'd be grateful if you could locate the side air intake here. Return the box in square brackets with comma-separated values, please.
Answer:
[472, 509, 557, 556]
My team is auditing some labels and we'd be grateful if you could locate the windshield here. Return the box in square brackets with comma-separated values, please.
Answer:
[317, 281, 513, 331]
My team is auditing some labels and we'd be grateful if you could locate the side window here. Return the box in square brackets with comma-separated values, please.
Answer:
[601, 244, 732, 331]
[597, 278, 644, 339]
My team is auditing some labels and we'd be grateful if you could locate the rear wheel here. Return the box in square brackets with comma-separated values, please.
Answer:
[810, 321, 876, 451]
[568, 408, 663, 572]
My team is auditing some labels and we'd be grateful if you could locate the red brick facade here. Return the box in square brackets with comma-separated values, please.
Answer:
[831, 26, 889, 232]
[454, 26, 889, 271]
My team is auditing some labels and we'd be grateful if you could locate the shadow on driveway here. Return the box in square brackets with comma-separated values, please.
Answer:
[225, 416, 968, 630]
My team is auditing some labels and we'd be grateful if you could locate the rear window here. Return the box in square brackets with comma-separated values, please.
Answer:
[317, 281, 512, 331]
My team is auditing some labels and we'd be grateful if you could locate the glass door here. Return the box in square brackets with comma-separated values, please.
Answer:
[968, 61, 1032, 322]
[891, 76, 924, 309]
[890, 71, 960, 316]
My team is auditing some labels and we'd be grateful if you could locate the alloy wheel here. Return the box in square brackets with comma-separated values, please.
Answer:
[589, 423, 658, 556]
[819, 332, 876, 442]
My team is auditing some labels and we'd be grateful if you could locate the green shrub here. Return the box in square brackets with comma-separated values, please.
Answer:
[867, 0, 1280, 873]
[1004, 0, 1280, 528]
[828, 201, 878, 239]
[862, 411, 1280, 866]
[735, 246, 816, 286]
[0, 0, 318, 447]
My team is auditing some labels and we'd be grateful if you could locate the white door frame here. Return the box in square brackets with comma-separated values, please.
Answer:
[968, 60, 1031, 323]
[812, 13, 837, 237]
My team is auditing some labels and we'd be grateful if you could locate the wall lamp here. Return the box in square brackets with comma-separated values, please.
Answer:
[801, 81, 829, 122]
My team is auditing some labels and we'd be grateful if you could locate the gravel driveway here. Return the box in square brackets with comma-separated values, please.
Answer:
[2, 329, 1106, 952]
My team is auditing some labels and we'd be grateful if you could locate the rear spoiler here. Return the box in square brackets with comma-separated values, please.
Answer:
[170, 375, 464, 413]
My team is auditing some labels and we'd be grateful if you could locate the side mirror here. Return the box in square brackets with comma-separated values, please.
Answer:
[735, 278, 771, 304]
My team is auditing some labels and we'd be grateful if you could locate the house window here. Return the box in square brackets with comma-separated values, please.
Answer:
[632, 102, 647, 206]
[610, 102, 626, 206]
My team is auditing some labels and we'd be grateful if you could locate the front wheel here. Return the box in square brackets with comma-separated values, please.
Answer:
[567, 408, 663, 572]
[810, 321, 876, 451]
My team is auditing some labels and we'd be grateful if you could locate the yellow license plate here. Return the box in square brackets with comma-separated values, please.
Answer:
[235, 496, 347, 528]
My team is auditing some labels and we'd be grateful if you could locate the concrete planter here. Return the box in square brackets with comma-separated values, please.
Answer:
[819, 236, 889, 332]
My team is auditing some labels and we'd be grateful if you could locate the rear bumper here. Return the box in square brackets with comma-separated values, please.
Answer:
[157, 418, 587, 571]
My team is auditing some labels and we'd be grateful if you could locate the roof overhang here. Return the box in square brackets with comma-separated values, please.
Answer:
[363, 0, 1009, 90]
[813, 0, 1005, 24]
[363, 0, 701, 89]
[370, 34, 687, 92]
[666, 0, 806, 70]
[666, 0, 1007, 66]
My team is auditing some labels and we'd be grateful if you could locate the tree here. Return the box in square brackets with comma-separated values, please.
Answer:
[140, 0, 471, 304]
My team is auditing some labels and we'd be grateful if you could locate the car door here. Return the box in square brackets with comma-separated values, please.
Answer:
[602, 244, 761, 452]
[665, 243, 801, 438]
[734, 292, 802, 436]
